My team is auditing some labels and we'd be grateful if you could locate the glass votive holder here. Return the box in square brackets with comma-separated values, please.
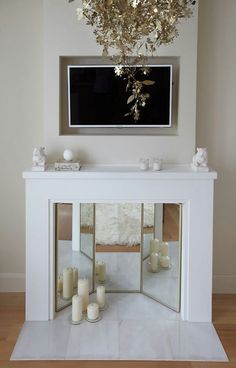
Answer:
[140, 158, 149, 170]
[160, 255, 171, 269]
[152, 158, 162, 171]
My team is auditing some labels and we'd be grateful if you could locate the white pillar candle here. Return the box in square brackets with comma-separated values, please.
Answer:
[95, 261, 100, 276]
[62, 267, 73, 299]
[57, 275, 63, 293]
[72, 295, 83, 322]
[77, 278, 89, 312]
[149, 238, 160, 254]
[160, 242, 169, 256]
[150, 252, 159, 272]
[160, 255, 171, 268]
[96, 285, 106, 308]
[87, 303, 99, 321]
[98, 261, 106, 283]
[73, 267, 79, 288]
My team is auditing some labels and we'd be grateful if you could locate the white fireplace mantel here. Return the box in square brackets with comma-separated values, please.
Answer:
[23, 164, 217, 322]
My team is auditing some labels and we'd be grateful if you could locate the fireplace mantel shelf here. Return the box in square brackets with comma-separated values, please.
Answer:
[23, 164, 217, 180]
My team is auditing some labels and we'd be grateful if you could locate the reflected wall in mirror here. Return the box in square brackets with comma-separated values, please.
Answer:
[142, 203, 182, 312]
[55, 203, 94, 312]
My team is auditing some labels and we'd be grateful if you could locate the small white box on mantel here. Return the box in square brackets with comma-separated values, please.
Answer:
[54, 161, 81, 171]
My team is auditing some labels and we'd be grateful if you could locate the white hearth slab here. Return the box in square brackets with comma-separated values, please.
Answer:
[11, 294, 227, 361]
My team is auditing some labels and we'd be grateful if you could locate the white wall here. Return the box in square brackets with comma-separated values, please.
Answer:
[0, 0, 43, 291]
[2, 0, 235, 294]
[197, 0, 236, 292]
[43, 0, 198, 164]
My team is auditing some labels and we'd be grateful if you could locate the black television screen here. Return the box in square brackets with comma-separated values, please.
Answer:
[68, 65, 172, 128]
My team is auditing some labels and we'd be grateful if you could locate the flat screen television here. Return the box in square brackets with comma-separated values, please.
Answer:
[67, 64, 173, 128]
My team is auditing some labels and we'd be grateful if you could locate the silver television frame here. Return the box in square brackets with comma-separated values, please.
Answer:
[67, 64, 173, 128]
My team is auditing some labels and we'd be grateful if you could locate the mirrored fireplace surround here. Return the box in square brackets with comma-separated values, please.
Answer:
[55, 202, 182, 313]
[23, 164, 217, 322]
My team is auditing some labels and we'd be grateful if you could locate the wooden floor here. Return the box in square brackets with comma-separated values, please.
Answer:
[0, 294, 235, 368]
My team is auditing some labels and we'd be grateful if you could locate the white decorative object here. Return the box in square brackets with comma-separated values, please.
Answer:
[140, 158, 149, 170]
[54, 161, 80, 171]
[57, 275, 63, 293]
[160, 242, 169, 257]
[62, 267, 73, 299]
[32, 147, 47, 171]
[150, 252, 159, 272]
[87, 303, 99, 321]
[95, 262, 100, 276]
[149, 238, 160, 254]
[72, 295, 83, 323]
[191, 148, 209, 172]
[96, 285, 106, 309]
[160, 255, 171, 268]
[72, 267, 79, 288]
[152, 158, 162, 171]
[97, 261, 106, 283]
[63, 149, 74, 162]
[77, 278, 89, 312]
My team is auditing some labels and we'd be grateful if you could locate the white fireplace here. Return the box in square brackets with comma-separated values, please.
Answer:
[23, 164, 217, 322]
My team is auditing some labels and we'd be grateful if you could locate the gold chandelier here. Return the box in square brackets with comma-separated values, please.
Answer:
[69, 0, 196, 121]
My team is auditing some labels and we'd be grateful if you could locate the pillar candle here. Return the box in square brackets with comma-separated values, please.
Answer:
[150, 252, 159, 272]
[95, 261, 100, 276]
[77, 278, 89, 312]
[87, 303, 99, 320]
[160, 255, 171, 268]
[149, 238, 160, 254]
[57, 275, 63, 293]
[98, 261, 106, 283]
[160, 242, 169, 257]
[96, 285, 106, 308]
[73, 267, 79, 288]
[62, 267, 73, 299]
[72, 295, 83, 322]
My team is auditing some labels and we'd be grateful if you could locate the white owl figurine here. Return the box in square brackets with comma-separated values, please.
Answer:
[32, 147, 47, 171]
[191, 148, 209, 171]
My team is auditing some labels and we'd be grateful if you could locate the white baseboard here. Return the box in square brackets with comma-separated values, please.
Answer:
[213, 275, 236, 294]
[0, 273, 25, 292]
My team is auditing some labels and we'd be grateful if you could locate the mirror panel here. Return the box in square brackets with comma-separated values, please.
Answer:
[80, 203, 94, 259]
[55, 203, 94, 312]
[55, 202, 182, 313]
[94, 203, 141, 291]
[142, 203, 182, 312]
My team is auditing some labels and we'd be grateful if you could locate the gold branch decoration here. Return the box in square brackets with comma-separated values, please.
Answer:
[69, 0, 196, 121]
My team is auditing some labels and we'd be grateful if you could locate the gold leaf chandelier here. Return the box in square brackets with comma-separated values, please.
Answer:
[69, 0, 196, 121]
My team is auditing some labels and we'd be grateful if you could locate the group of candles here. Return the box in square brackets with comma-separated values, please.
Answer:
[57, 267, 79, 300]
[72, 281, 106, 323]
[140, 158, 162, 171]
[149, 238, 171, 272]
[58, 261, 107, 301]
[57, 264, 107, 323]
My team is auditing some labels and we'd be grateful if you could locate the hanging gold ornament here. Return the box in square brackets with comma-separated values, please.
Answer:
[69, 0, 196, 121]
